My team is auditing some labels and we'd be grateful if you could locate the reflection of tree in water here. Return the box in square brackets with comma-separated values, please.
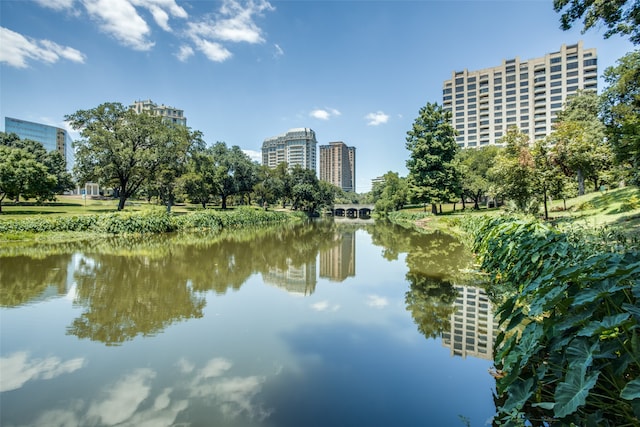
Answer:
[66, 221, 344, 345]
[69, 254, 206, 345]
[369, 221, 473, 340]
[405, 273, 458, 339]
[0, 254, 71, 307]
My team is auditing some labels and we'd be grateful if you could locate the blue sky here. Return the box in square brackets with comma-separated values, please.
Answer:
[0, 0, 634, 192]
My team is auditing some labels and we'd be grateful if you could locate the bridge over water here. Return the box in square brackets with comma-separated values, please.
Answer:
[329, 204, 374, 218]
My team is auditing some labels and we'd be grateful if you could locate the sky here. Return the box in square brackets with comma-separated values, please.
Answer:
[0, 0, 635, 193]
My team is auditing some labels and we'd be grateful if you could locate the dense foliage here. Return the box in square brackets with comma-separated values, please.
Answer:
[0, 207, 300, 235]
[405, 102, 461, 214]
[0, 133, 74, 211]
[463, 215, 639, 426]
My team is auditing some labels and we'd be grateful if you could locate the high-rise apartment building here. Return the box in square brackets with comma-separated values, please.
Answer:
[4, 117, 72, 169]
[262, 128, 318, 171]
[319, 141, 356, 192]
[130, 99, 187, 126]
[443, 41, 597, 148]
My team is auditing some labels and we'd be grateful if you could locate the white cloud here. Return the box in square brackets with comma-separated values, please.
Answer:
[194, 38, 232, 62]
[34, 0, 76, 11]
[273, 43, 284, 58]
[81, 0, 154, 51]
[200, 357, 233, 379]
[0, 352, 86, 392]
[310, 108, 341, 120]
[243, 149, 262, 162]
[0, 27, 86, 68]
[366, 294, 389, 308]
[176, 44, 194, 62]
[365, 111, 390, 126]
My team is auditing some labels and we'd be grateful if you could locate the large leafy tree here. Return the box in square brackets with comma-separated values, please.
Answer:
[289, 165, 337, 214]
[554, 0, 640, 44]
[489, 128, 537, 213]
[0, 132, 72, 209]
[549, 91, 612, 194]
[371, 171, 408, 216]
[405, 102, 461, 214]
[181, 149, 217, 208]
[600, 50, 640, 185]
[66, 102, 201, 210]
[456, 145, 501, 210]
[209, 142, 257, 209]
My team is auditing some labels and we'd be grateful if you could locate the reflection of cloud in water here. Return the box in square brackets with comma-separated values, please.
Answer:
[0, 351, 85, 392]
[188, 357, 273, 422]
[87, 368, 155, 425]
[311, 300, 340, 312]
[366, 294, 389, 308]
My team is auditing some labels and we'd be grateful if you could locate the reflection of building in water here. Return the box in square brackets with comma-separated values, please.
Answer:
[262, 259, 317, 296]
[319, 232, 355, 282]
[441, 285, 498, 360]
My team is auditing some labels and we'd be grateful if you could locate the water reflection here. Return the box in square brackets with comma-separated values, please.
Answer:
[0, 220, 498, 426]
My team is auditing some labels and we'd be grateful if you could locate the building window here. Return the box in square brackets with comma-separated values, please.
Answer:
[567, 61, 579, 69]
[467, 83, 477, 90]
[550, 81, 562, 87]
[506, 75, 516, 82]
[550, 88, 562, 94]
[567, 78, 579, 85]
[550, 56, 562, 64]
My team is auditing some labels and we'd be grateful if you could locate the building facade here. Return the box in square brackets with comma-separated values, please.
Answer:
[4, 117, 72, 169]
[443, 41, 597, 148]
[130, 99, 187, 126]
[319, 141, 356, 192]
[262, 128, 318, 171]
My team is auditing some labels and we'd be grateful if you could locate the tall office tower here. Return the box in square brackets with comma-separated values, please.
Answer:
[319, 141, 356, 192]
[130, 99, 187, 126]
[262, 128, 318, 171]
[442, 41, 597, 148]
[441, 285, 499, 360]
[4, 117, 72, 169]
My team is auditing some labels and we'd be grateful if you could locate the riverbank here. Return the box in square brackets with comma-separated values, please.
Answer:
[396, 187, 640, 426]
[0, 204, 306, 242]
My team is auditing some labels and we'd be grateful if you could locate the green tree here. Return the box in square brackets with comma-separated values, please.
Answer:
[549, 91, 612, 194]
[405, 102, 461, 214]
[208, 142, 256, 209]
[489, 128, 537, 212]
[600, 50, 640, 185]
[0, 146, 56, 211]
[66, 102, 201, 211]
[554, 0, 640, 44]
[181, 149, 217, 208]
[372, 171, 408, 216]
[456, 145, 501, 210]
[289, 165, 337, 215]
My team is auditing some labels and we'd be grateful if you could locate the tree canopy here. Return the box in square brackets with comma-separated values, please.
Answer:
[0, 132, 73, 211]
[554, 0, 640, 44]
[600, 50, 640, 185]
[405, 102, 461, 214]
[66, 102, 202, 210]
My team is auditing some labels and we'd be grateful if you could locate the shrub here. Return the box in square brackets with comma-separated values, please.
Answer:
[462, 215, 640, 426]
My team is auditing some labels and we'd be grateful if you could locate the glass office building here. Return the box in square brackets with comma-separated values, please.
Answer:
[4, 117, 73, 170]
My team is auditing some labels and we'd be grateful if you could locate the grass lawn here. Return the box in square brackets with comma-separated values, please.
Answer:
[399, 186, 640, 239]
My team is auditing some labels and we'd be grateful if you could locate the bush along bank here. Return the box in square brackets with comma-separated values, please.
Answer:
[462, 215, 639, 427]
[0, 207, 304, 236]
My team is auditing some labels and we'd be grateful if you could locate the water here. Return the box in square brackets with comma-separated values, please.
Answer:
[0, 220, 497, 427]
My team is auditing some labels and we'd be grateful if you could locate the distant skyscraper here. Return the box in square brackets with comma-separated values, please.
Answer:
[320, 230, 356, 282]
[4, 117, 72, 170]
[319, 141, 356, 192]
[262, 128, 318, 171]
[130, 99, 187, 126]
[443, 41, 597, 148]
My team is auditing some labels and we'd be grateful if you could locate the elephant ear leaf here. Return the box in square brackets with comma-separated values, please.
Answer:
[621, 377, 640, 400]
[554, 370, 600, 418]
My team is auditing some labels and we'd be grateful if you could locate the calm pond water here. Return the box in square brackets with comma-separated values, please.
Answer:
[0, 220, 497, 427]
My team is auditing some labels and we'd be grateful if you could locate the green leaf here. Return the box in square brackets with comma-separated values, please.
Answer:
[529, 284, 568, 316]
[554, 370, 600, 418]
[577, 313, 631, 337]
[565, 338, 599, 376]
[571, 279, 627, 308]
[503, 378, 535, 414]
[531, 402, 555, 410]
[621, 377, 640, 400]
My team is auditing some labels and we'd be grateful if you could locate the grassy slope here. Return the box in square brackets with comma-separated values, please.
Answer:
[401, 186, 640, 238]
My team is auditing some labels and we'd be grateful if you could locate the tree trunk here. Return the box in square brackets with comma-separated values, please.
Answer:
[118, 195, 126, 211]
[543, 187, 549, 220]
[431, 203, 437, 215]
[577, 169, 585, 196]
[221, 195, 227, 210]
[201, 201, 207, 209]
